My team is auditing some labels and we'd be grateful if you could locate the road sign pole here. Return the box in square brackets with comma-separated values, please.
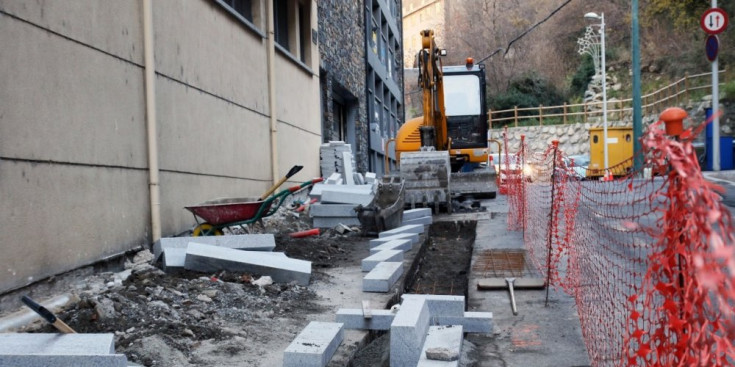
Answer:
[712, 0, 720, 171]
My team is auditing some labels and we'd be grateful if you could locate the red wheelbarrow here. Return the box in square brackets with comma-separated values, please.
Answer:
[185, 178, 323, 236]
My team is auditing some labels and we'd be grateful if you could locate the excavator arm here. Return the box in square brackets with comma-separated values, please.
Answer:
[417, 30, 448, 151]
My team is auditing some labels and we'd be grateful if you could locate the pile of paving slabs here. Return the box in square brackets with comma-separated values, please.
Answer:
[153, 234, 311, 286]
[319, 141, 355, 180]
[310, 144, 380, 228]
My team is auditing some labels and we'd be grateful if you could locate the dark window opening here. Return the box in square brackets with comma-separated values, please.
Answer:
[334, 100, 347, 141]
[274, 0, 289, 49]
[593, 135, 599, 144]
[223, 0, 253, 22]
[299, 3, 308, 63]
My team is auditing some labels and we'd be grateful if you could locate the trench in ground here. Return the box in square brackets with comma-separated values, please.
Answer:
[348, 220, 477, 367]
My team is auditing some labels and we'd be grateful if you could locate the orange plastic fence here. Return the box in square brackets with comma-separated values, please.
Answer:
[503, 118, 735, 366]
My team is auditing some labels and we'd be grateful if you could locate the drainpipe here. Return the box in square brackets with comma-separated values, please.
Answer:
[143, 0, 162, 242]
[266, 0, 279, 184]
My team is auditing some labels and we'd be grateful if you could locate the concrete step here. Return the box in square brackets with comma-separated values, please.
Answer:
[335, 309, 396, 330]
[0, 333, 127, 367]
[378, 224, 424, 238]
[369, 239, 412, 255]
[417, 325, 464, 366]
[184, 243, 311, 286]
[361, 250, 404, 272]
[283, 321, 344, 367]
[152, 234, 276, 263]
[402, 208, 432, 221]
[363, 262, 403, 293]
[369, 233, 419, 249]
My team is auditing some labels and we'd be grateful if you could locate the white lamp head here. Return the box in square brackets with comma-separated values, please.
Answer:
[584, 12, 601, 20]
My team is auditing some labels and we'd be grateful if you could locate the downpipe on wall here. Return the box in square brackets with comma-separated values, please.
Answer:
[143, 0, 162, 242]
[266, 0, 279, 185]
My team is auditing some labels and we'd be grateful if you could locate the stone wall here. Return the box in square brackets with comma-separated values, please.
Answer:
[491, 97, 734, 156]
[318, 1, 368, 172]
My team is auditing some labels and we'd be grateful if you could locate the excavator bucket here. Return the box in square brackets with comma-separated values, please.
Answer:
[399, 150, 452, 213]
[450, 167, 497, 198]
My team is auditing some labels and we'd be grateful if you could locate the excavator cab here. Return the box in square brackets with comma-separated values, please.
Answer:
[443, 63, 489, 171]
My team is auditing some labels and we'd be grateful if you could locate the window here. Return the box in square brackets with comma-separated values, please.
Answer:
[274, 0, 289, 49]
[272, 0, 313, 68]
[443, 75, 482, 116]
[216, 0, 263, 34]
[229, 0, 253, 20]
[298, 3, 308, 63]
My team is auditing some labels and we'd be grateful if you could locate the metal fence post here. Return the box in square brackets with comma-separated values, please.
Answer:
[545, 140, 559, 307]
[539, 104, 544, 125]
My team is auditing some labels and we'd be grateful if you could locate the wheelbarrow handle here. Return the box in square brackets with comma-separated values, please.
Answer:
[288, 177, 324, 192]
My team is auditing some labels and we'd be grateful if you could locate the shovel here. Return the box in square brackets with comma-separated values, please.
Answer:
[259, 165, 303, 200]
[476, 277, 545, 315]
[21, 295, 76, 333]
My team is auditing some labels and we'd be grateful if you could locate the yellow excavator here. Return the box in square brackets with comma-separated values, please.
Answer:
[393, 29, 497, 213]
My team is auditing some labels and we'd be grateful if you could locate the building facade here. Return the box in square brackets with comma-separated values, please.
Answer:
[319, 0, 403, 175]
[402, 0, 444, 68]
[0, 0, 320, 293]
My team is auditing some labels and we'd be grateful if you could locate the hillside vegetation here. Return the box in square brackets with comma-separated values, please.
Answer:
[437, 0, 734, 118]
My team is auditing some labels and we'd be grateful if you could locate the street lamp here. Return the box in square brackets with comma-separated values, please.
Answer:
[584, 12, 608, 170]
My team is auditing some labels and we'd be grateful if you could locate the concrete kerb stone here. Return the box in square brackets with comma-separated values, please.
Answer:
[335, 309, 396, 330]
[152, 234, 276, 263]
[435, 312, 494, 333]
[309, 203, 358, 217]
[162, 247, 186, 273]
[312, 217, 361, 228]
[402, 216, 433, 226]
[401, 295, 465, 318]
[378, 224, 424, 238]
[402, 208, 432, 221]
[390, 296, 431, 366]
[361, 250, 404, 272]
[164, 248, 287, 273]
[417, 325, 464, 366]
[320, 185, 375, 206]
[363, 262, 403, 293]
[283, 321, 344, 367]
[0, 333, 127, 367]
[369, 239, 412, 255]
[343, 151, 355, 185]
[369, 233, 419, 249]
[184, 243, 311, 286]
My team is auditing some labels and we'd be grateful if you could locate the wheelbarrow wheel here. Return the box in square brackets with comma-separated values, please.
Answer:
[192, 223, 223, 237]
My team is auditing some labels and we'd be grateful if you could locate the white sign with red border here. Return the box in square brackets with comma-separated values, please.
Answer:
[701, 8, 728, 35]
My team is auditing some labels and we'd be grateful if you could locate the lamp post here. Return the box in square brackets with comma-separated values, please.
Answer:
[585, 12, 608, 170]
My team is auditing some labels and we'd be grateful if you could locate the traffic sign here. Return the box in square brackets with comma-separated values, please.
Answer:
[701, 8, 728, 35]
[705, 35, 719, 62]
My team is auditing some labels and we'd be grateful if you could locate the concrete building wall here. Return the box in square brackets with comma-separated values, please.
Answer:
[402, 0, 444, 68]
[0, 0, 320, 293]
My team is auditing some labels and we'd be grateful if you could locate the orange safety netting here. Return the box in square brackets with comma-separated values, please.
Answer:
[502, 119, 735, 367]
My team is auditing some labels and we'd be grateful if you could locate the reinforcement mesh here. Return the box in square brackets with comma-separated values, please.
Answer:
[503, 119, 735, 366]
